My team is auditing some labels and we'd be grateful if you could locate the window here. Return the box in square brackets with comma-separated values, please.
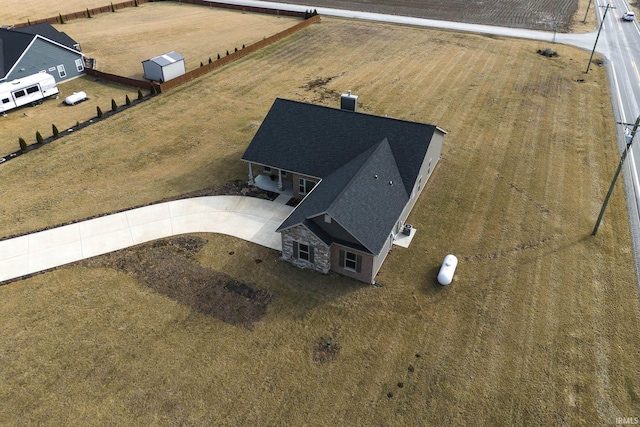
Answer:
[2, 98, 9, 104]
[427, 160, 432, 176]
[75, 58, 84, 72]
[281, 171, 287, 177]
[263, 166, 271, 173]
[13, 90, 25, 99]
[299, 178, 316, 195]
[26, 86, 39, 94]
[339, 249, 362, 273]
[57, 64, 66, 78]
[293, 241, 314, 263]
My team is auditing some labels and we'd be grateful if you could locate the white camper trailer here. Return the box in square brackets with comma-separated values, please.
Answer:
[0, 73, 59, 113]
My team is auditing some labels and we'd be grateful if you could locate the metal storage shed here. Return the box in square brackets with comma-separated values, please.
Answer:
[141, 51, 185, 83]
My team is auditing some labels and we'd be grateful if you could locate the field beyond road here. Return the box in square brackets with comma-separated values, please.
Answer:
[0, 17, 639, 426]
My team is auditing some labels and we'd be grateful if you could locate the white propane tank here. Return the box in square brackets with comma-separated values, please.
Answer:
[64, 91, 87, 105]
[437, 254, 458, 285]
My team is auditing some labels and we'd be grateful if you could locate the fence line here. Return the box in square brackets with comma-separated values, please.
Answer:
[14, 0, 150, 27]
[12, 0, 307, 28]
[84, 69, 156, 91]
[156, 14, 320, 92]
[12, 1, 319, 93]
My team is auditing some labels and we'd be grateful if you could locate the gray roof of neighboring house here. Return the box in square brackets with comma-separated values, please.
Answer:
[244, 98, 439, 255]
[0, 30, 33, 78]
[143, 51, 185, 67]
[12, 23, 79, 49]
[0, 23, 80, 79]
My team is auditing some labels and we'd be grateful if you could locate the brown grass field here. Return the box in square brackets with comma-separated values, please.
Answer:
[0, 0, 598, 31]
[0, 77, 145, 157]
[0, 13, 639, 427]
[56, 3, 300, 79]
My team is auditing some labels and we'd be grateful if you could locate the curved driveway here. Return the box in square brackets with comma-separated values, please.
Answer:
[0, 196, 294, 283]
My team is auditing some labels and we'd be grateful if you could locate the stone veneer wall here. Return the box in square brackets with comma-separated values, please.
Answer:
[281, 225, 330, 274]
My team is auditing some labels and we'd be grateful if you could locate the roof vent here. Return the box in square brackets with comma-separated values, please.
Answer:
[389, 180, 393, 185]
[374, 174, 378, 179]
[340, 90, 358, 112]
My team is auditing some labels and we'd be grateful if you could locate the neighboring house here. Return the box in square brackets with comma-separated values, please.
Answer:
[0, 23, 84, 83]
[142, 51, 186, 83]
[242, 97, 446, 283]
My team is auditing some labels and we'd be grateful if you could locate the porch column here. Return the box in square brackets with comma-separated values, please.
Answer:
[278, 170, 283, 190]
[248, 163, 254, 185]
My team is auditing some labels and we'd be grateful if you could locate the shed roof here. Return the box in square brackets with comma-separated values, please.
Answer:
[143, 51, 184, 67]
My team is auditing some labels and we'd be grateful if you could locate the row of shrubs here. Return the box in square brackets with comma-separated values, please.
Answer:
[17, 87, 153, 151]
[198, 45, 249, 67]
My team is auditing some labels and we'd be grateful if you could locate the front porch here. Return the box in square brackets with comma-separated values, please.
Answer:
[252, 173, 294, 198]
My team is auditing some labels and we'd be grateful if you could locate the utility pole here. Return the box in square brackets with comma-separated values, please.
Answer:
[592, 116, 640, 235]
[586, 4, 614, 73]
[583, 0, 593, 23]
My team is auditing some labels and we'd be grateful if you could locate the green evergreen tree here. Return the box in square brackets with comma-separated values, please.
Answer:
[125, 94, 131, 106]
[200, 61, 204, 67]
[36, 131, 44, 144]
[217, 53, 220, 60]
[137, 88, 143, 100]
[150, 85, 157, 96]
[97, 106, 103, 118]
[209, 57, 212, 64]
[52, 124, 59, 137]
[111, 99, 118, 111]
[87, 8, 92, 18]
[111, 3, 116, 12]
[59, 13, 65, 24]
[19, 137, 27, 151]
[134, 0, 139, 6]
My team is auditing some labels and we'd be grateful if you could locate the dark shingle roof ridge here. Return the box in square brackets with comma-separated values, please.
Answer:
[0, 30, 35, 79]
[277, 97, 435, 131]
[276, 141, 379, 233]
[12, 23, 78, 50]
[326, 137, 405, 215]
[324, 138, 408, 253]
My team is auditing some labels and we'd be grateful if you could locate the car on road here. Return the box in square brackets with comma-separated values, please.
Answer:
[623, 11, 635, 21]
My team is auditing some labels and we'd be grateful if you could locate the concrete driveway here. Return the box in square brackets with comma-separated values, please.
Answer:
[0, 195, 294, 283]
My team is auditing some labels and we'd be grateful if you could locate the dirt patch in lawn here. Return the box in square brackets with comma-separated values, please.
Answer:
[78, 235, 276, 329]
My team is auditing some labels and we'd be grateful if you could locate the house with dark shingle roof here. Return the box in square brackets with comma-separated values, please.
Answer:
[242, 98, 446, 283]
[0, 23, 84, 83]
